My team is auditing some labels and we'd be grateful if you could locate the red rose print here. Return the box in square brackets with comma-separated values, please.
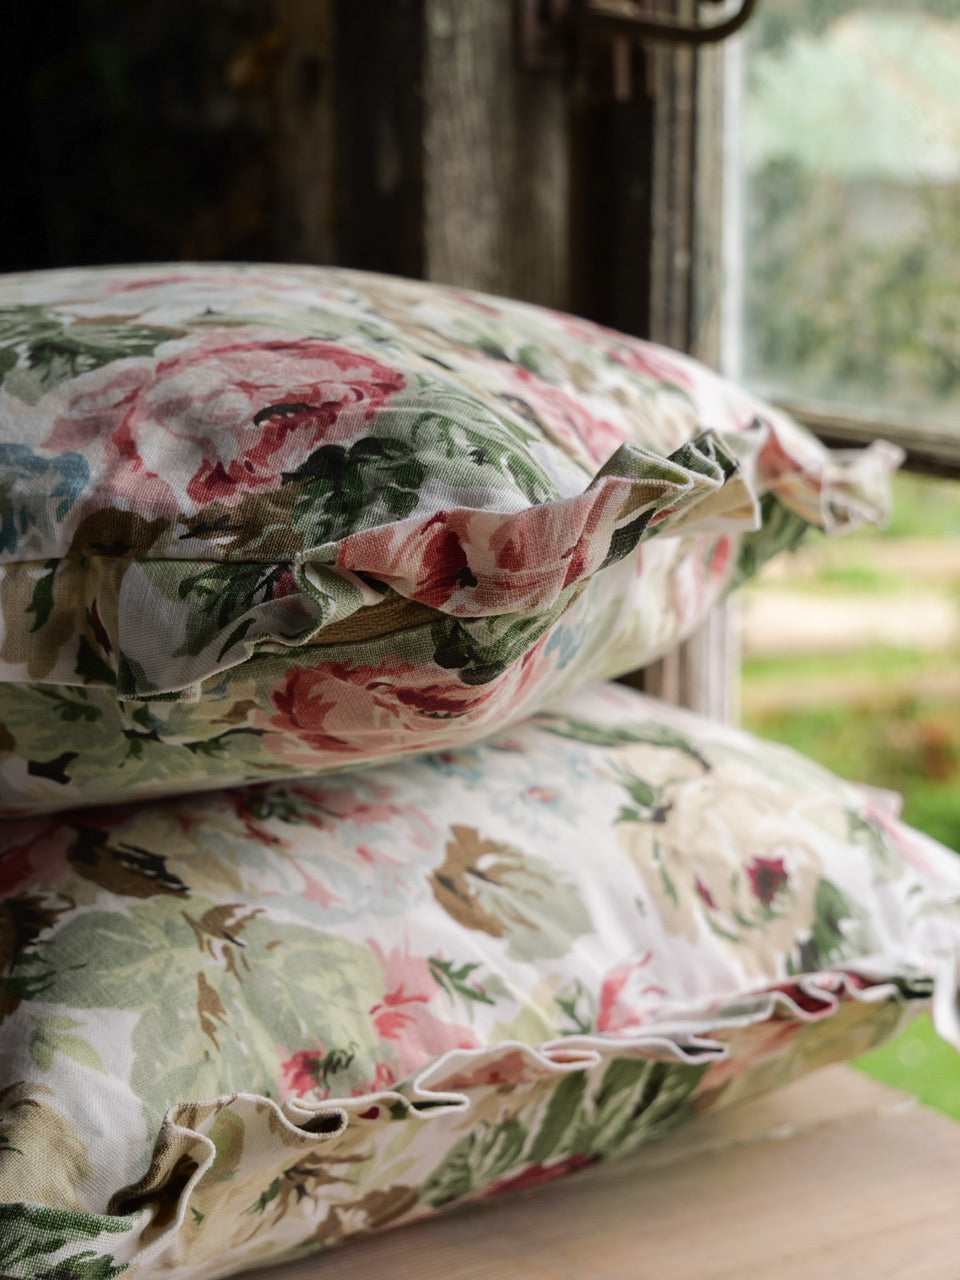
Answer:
[746, 856, 789, 907]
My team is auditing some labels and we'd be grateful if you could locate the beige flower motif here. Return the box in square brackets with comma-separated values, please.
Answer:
[430, 825, 591, 962]
[619, 761, 828, 978]
[0, 1081, 92, 1209]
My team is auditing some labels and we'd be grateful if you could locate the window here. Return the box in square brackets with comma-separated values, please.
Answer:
[734, 0, 960, 473]
[732, 0, 960, 1111]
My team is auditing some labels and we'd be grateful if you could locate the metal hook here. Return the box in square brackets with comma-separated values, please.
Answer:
[519, 0, 759, 72]
[582, 0, 759, 48]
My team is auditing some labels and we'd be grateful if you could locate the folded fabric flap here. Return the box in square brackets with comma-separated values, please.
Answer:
[819, 438, 907, 532]
[0, 426, 899, 702]
[0, 433, 747, 699]
[0, 963, 929, 1280]
[303, 422, 903, 620]
[296, 429, 757, 621]
[754, 409, 905, 534]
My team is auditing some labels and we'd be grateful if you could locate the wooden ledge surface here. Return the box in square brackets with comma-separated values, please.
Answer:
[243, 1066, 960, 1280]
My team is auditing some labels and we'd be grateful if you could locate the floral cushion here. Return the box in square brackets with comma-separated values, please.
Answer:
[0, 264, 901, 813]
[2, 681, 959, 1280]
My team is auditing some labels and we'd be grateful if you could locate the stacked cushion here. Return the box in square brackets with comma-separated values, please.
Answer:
[2, 264, 942, 1280]
[0, 264, 900, 812]
[2, 682, 958, 1279]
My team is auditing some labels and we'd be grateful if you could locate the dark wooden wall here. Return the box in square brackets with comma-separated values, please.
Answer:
[3, 1, 722, 347]
[2, 0, 732, 712]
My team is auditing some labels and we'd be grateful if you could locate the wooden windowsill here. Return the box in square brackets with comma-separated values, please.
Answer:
[775, 400, 960, 480]
[242, 1064, 959, 1280]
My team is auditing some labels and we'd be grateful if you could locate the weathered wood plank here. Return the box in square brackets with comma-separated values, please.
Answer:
[637, 596, 740, 723]
[271, 0, 336, 264]
[333, 0, 424, 276]
[421, 0, 569, 307]
[639, 13, 739, 718]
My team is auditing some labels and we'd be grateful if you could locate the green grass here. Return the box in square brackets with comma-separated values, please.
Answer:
[857, 1014, 960, 1121]
[882, 473, 960, 539]
[744, 643, 958, 686]
[744, 656, 960, 1112]
[741, 468, 960, 1115]
[812, 559, 904, 591]
[748, 705, 960, 852]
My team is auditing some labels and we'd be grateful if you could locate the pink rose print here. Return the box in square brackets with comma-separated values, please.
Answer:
[263, 636, 554, 767]
[265, 658, 501, 758]
[695, 876, 718, 911]
[279, 942, 480, 1101]
[857, 792, 960, 884]
[0, 822, 76, 895]
[368, 942, 481, 1074]
[604, 336, 699, 388]
[47, 329, 406, 517]
[489, 362, 625, 466]
[280, 1048, 398, 1100]
[596, 954, 667, 1034]
[756, 426, 821, 489]
[552, 312, 697, 388]
[330, 480, 631, 616]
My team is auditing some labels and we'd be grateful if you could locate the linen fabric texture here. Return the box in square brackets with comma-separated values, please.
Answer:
[2, 681, 959, 1280]
[0, 264, 900, 813]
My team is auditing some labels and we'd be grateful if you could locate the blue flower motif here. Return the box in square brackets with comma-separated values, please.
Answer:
[0, 443, 90, 553]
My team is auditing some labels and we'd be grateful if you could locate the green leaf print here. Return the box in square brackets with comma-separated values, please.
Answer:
[847, 808, 901, 879]
[526, 1071, 589, 1164]
[790, 877, 860, 974]
[571, 1057, 703, 1161]
[34, 687, 103, 724]
[405, 390, 565, 503]
[285, 436, 427, 543]
[537, 714, 712, 772]
[29, 1016, 107, 1075]
[0, 344, 17, 384]
[0, 305, 180, 399]
[733, 495, 810, 589]
[615, 774, 673, 825]
[74, 636, 116, 687]
[428, 957, 495, 1007]
[515, 343, 548, 376]
[430, 826, 591, 962]
[553, 980, 594, 1036]
[26, 560, 59, 633]
[431, 606, 563, 686]
[0, 1203, 130, 1278]
[178, 563, 288, 631]
[21, 896, 385, 1134]
[422, 1118, 527, 1207]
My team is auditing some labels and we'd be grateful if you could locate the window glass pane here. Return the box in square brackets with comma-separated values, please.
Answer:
[740, 1, 960, 433]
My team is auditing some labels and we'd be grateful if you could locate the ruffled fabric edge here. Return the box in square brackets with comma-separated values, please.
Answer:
[3, 954, 953, 1280]
[0, 420, 903, 701]
[122, 424, 902, 697]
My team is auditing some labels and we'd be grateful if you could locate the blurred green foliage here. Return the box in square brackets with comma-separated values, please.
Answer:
[745, 687, 960, 849]
[752, 0, 960, 53]
[742, 465, 960, 1115]
[744, 166, 960, 415]
[742, 2, 960, 420]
